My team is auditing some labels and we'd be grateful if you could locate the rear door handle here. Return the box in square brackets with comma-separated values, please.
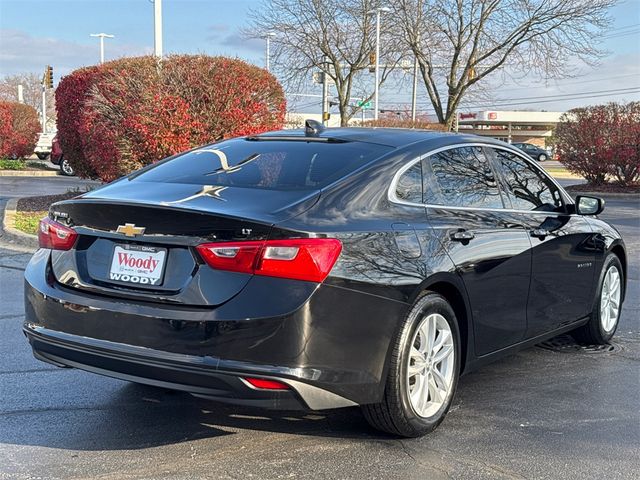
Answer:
[451, 230, 475, 242]
[530, 228, 550, 239]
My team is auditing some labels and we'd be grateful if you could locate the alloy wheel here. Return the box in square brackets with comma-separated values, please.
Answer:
[406, 313, 455, 418]
[61, 159, 74, 176]
[600, 265, 621, 333]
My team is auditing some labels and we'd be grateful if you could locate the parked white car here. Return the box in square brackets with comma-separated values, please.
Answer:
[34, 132, 56, 160]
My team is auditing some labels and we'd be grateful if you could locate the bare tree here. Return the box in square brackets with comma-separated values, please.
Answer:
[395, 0, 616, 129]
[0, 73, 56, 125]
[246, 0, 405, 126]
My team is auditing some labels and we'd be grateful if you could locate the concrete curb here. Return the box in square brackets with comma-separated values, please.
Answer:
[551, 175, 584, 180]
[0, 170, 60, 177]
[1, 198, 39, 250]
[571, 191, 640, 199]
[563, 187, 640, 199]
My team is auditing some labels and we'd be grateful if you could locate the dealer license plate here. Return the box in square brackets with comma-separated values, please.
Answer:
[109, 244, 167, 286]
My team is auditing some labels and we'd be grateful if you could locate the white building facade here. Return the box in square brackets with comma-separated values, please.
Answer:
[457, 110, 563, 147]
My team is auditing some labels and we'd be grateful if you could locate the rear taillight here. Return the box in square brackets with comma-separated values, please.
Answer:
[243, 377, 290, 390]
[38, 217, 78, 250]
[196, 238, 342, 283]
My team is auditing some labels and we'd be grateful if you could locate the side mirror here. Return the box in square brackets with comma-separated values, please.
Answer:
[576, 195, 605, 216]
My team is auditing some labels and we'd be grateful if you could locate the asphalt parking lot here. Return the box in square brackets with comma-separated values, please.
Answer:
[0, 176, 638, 479]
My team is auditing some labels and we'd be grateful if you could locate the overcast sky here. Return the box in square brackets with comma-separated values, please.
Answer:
[0, 0, 638, 117]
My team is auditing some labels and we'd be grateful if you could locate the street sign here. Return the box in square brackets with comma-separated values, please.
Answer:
[312, 71, 335, 85]
[358, 100, 372, 109]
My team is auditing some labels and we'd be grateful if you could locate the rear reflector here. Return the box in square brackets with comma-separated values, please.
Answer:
[38, 217, 78, 250]
[243, 377, 290, 390]
[196, 238, 342, 283]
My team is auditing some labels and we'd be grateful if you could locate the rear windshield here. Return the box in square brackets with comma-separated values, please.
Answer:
[132, 138, 393, 190]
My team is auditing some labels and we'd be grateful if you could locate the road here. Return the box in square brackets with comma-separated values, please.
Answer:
[0, 175, 99, 199]
[0, 177, 638, 479]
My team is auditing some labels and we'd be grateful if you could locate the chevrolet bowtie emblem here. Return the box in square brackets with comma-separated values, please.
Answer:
[116, 223, 146, 237]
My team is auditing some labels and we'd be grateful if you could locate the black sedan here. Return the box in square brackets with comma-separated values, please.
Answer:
[512, 142, 551, 161]
[24, 123, 626, 437]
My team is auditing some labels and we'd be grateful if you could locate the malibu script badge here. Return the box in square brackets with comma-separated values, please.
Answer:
[109, 244, 166, 286]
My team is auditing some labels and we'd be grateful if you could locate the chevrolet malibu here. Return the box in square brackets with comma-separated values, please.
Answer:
[24, 123, 626, 437]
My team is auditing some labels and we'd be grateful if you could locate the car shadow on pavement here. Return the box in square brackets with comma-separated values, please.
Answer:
[0, 382, 391, 452]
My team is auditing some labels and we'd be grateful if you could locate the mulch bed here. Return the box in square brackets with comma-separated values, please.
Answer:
[565, 184, 640, 194]
[17, 192, 82, 212]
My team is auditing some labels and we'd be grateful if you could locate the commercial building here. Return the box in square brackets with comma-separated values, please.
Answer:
[457, 110, 563, 147]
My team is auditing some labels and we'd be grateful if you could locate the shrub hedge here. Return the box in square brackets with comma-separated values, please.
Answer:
[55, 55, 286, 182]
[556, 102, 640, 186]
[0, 101, 40, 159]
[359, 118, 446, 130]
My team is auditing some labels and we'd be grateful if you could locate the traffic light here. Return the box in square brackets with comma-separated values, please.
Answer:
[45, 65, 54, 89]
[369, 52, 376, 73]
[322, 112, 331, 121]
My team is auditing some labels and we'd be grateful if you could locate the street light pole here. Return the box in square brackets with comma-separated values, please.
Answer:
[90, 33, 115, 64]
[264, 32, 275, 71]
[368, 7, 390, 121]
[154, 0, 163, 58]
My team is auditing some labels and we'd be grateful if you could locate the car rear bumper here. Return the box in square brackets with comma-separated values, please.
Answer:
[24, 324, 353, 410]
[24, 249, 408, 409]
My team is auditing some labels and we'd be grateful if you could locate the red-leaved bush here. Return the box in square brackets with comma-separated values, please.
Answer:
[0, 101, 40, 159]
[55, 55, 286, 181]
[556, 102, 640, 186]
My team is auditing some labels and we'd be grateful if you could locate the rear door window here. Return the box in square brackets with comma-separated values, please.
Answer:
[488, 148, 565, 212]
[131, 138, 392, 190]
[422, 146, 504, 209]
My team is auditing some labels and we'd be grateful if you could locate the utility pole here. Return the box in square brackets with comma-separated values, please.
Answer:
[17, 85, 24, 103]
[41, 66, 53, 133]
[368, 7, 390, 121]
[42, 86, 46, 132]
[264, 32, 275, 71]
[90, 33, 114, 64]
[153, 0, 163, 58]
[411, 56, 418, 122]
[321, 56, 329, 126]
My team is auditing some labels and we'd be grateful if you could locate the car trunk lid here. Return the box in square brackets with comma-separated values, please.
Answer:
[48, 181, 320, 306]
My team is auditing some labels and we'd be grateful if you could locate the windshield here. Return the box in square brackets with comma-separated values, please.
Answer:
[132, 138, 393, 190]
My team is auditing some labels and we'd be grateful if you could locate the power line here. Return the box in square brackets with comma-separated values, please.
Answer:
[609, 22, 640, 31]
[484, 73, 640, 94]
[603, 29, 640, 39]
[290, 100, 322, 110]
[459, 89, 640, 109]
[492, 87, 640, 103]
[381, 86, 640, 107]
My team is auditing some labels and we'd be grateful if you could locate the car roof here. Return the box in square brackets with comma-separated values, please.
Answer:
[249, 127, 528, 155]
[251, 127, 459, 148]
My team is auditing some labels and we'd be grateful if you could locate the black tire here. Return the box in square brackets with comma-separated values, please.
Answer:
[60, 157, 74, 176]
[537, 153, 547, 162]
[36, 152, 50, 161]
[572, 253, 624, 345]
[362, 292, 461, 437]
